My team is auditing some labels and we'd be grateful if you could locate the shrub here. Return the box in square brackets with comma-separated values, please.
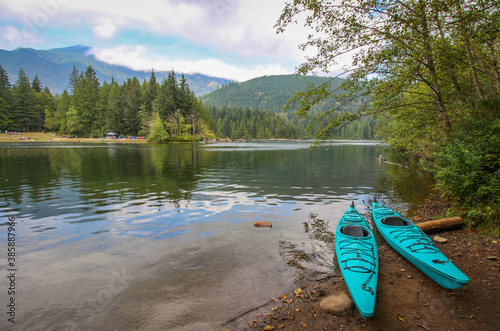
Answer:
[424, 111, 500, 230]
[147, 112, 168, 143]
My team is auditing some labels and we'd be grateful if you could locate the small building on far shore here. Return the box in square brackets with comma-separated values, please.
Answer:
[105, 132, 119, 139]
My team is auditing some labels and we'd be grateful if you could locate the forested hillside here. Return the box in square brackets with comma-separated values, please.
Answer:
[201, 75, 375, 139]
[206, 106, 300, 139]
[201, 75, 342, 112]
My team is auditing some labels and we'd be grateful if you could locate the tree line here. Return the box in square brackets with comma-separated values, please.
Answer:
[4, 65, 337, 142]
[0, 65, 216, 141]
[1, 65, 376, 141]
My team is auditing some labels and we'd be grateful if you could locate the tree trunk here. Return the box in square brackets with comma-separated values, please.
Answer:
[419, 0, 450, 130]
[464, 34, 485, 100]
[469, 40, 496, 97]
[416, 217, 465, 234]
[487, 41, 500, 90]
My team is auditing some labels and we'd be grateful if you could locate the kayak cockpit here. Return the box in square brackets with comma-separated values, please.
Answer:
[341, 225, 370, 238]
[382, 216, 411, 226]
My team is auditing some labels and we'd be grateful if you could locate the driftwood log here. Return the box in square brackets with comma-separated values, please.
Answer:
[254, 221, 272, 228]
[416, 217, 465, 234]
[377, 155, 409, 168]
[383, 160, 409, 168]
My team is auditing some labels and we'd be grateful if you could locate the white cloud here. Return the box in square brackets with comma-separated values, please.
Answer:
[90, 45, 291, 81]
[1, 0, 305, 60]
[1, 25, 45, 48]
[93, 21, 118, 40]
[1, 0, 347, 78]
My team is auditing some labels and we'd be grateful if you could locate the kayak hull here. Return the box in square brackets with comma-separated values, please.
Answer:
[335, 204, 378, 318]
[372, 202, 469, 289]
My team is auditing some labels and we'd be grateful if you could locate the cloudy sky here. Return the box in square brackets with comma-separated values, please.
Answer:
[0, 0, 316, 81]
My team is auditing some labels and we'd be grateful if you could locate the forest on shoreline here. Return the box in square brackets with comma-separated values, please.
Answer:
[0, 66, 309, 142]
[0, 66, 377, 142]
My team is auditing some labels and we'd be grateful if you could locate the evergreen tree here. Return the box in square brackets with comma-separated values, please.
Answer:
[166, 70, 179, 107]
[0, 65, 10, 90]
[12, 68, 37, 132]
[0, 96, 11, 131]
[105, 81, 124, 133]
[95, 81, 112, 136]
[0, 65, 12, 130]
[138, 70, 158, 135]
[31, 74, 42, 93]
[178, 73, 194, 114]
[144, 69, 158, 114]
[155, 77, 176, 121]
[123, 77, 141, 135]
[68, 65, 80, 94]
[72, 66, 100, 135]
[148, 70, 157, 98]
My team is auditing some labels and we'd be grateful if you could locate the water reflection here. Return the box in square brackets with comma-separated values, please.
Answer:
[279, 213, 336, 281]
[0, 141, 431, 242]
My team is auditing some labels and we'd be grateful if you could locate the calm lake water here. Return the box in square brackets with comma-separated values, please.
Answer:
[0, 141, 432, 330]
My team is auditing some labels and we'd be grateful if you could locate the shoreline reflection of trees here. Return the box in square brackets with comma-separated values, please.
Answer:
[279, 213, 336, 282]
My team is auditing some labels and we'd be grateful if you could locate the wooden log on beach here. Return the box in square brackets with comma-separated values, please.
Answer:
[416, 217, 465, 234]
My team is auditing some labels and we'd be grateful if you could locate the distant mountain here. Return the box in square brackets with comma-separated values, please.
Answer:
[0, 45, 231, 95]
[200, 74, 346, 113]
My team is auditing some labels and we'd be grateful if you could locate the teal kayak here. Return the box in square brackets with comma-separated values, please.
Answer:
[372, 202, 469, 289]
[335, 202, 378, 318]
